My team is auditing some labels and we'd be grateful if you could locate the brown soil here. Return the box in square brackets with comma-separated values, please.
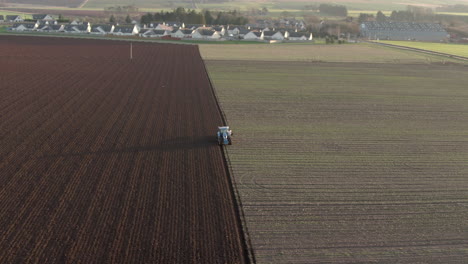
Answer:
[0, 36, 247, 263]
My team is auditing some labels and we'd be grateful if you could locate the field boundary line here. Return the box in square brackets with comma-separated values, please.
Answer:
[367, 41, 468, 61]
[197, 47, 256, 264]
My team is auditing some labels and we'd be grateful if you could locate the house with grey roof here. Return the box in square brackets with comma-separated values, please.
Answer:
[243, 31, 263, 40]
[226, 25, 244, 36]
[91, 24, 114, 35]
[185, 24, 205, 30]
[6, 15, 23, 22]
[212, 26, 226, 36]
[140, 29, 171, 38]
[12, 23, 36, 31]
[154, 23, 173, 31]
[32, 14, 55, 21]
[237, 28, 250, 38]
[113, 25, 139, 35]
[288, 32, 313, 41]
[139, 28, 153, 37]
[64, 23, 91, 33]
[172, 28, 195, 38]
[37, 24, 64, 32]
[263, 30, 288, 40]
[192, 29, 221, 39]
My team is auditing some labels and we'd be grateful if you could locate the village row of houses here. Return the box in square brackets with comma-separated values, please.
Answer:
[9, 20, 313, 41]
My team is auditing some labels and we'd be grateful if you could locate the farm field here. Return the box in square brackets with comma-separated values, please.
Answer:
[81, 0, 468, 12]
[378, 40, 468, 58]
[0, 36, 247, 263]
[199, 42, 464, 64]
[205, 58, 468, 262]
[3, 0, 85, 8]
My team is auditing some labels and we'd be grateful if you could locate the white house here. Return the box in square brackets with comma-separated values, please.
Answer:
[243, 31, 263, 40]
[192, 29, 221, 39]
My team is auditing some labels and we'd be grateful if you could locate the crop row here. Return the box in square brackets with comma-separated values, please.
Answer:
[207, 59, 468, 263]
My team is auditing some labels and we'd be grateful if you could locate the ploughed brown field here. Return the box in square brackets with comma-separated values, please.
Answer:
[0, 36, 247, 263]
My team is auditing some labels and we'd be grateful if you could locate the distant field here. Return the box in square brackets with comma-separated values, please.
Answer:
[83, 0, 180, 9]
[81, 0, 468, 13]
[437, 11, 468, 16]
[3, 0, 84, 8]
[379, 40, 468, 58]
[206, 59, 468, 263]
[200, 42, 463, 64]
[0, 10, 32, 19]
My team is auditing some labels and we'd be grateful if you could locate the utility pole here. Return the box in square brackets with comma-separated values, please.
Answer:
[130, 42, 133, 60]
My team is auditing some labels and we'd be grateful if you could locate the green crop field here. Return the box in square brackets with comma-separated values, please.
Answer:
[0, 10, 32, 19]
[200, 42, 463, 63]
[203, 46, 468, 262]
[378, 41, 468, 58]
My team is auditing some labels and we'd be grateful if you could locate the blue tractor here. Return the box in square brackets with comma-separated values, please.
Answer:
[217, 126, 233, 145]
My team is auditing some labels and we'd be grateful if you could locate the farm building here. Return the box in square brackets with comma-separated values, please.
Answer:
[360, 22, 448, 41]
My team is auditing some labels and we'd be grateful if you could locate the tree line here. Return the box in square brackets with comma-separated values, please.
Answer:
[140, 7, 248, 25]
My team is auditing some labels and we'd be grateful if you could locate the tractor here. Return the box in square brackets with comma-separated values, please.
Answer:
[217, 126, 232, 145]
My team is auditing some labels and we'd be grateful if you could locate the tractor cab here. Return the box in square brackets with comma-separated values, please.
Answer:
[217, 126, 232, 145]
